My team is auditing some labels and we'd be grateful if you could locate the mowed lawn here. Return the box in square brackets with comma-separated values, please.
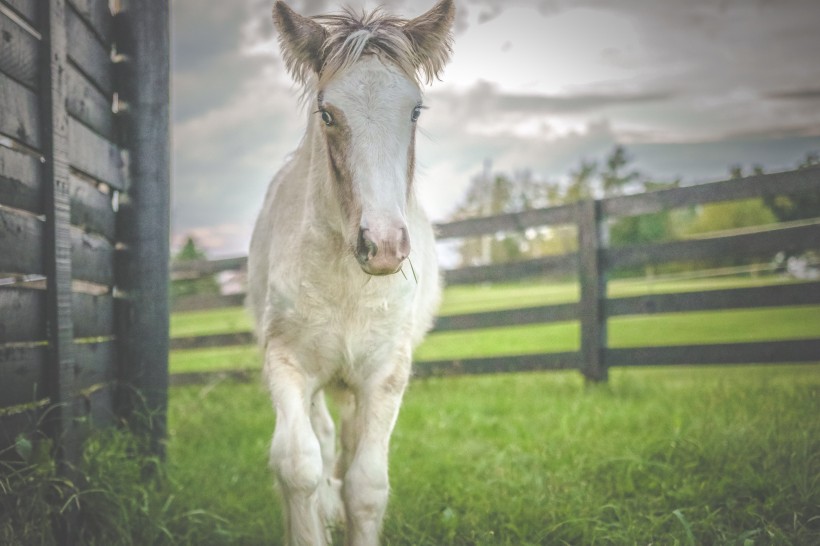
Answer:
[166, 365, 820, 545]
[169, 276, 820, 372]
[159, 277, 820, 544]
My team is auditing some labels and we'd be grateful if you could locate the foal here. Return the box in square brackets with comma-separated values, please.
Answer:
[247, 1, 454, 544]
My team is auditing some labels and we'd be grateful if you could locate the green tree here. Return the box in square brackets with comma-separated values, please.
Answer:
[171, 236, 220, 299]
[601, 145, 641, 197]
[763, 152, 820, 222]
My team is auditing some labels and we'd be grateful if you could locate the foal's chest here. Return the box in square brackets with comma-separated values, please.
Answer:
[276, 274, 416, 377]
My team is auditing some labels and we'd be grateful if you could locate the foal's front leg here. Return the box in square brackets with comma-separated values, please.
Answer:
[266, 344, 328, 546]
[344, 358, 411, 546]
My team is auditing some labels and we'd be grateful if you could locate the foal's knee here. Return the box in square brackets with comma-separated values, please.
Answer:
[344, 459, 389, 523]
[270, 430, 324, 495]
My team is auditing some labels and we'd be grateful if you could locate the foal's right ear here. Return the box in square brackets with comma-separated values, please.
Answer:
[273, 1, 327, 84]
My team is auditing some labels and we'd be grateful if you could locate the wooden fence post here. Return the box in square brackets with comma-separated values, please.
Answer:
[578, 199, 608, 382]
[114, 0, 171, 457]
[40, 0, 80, 541]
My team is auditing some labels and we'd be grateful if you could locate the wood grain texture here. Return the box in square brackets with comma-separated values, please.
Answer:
[0, 71, 40, 149]
[0, 286, 46, 343]
[112, 0, 170, 456]
[70, 227, 114, 285]
[66, 63, 114, 140]
[65, 1, 111, 95]
[0, 207, 44, 275]
[0, 7, 39, 88]
[0, 143, 43, 214]
[67, 0, 110, 43]
[0, 0, 40, 28]
[0, 344, 48, 408]
[69, 172, 115, 239]
[67, 115, 126, 189]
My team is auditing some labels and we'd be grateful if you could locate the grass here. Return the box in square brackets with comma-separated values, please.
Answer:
[6, 277, 817, 543]
[165, 364, 819, 544]
[3, 364, 819, 545]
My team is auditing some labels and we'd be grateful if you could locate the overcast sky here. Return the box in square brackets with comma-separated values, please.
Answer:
[171, 0, 820, 257]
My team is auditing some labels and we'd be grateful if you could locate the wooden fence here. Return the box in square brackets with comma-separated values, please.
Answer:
[170, 166, 820, 383]
[0, 0, 170, 476]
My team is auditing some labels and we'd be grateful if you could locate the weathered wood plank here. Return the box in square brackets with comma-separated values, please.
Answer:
[0, 143, 42, 214]
[67, 115, 126, 190]
[42, 0, 81, 483]
[114, 0, 171, 457]
[73, 340, 116, 390]
[0, 207, 43, 275]
[70, 228, 114, 286]
[0, 71, 40, 149]
[67, 0, 110, 43]
[578, 199, 607, 381]
[414, 352, 581, 377]
[444, 252, 577, 285]
[85, 382, 115, 427]
[0, 0, 40, 28]
[0, 7, 39, 87]
[0, 286, 46, 342]
[73, 292, 114, 338]
[65, 1, 111, 95]
[0, 344, 47, 407]
[606, 339, 820, 367]
[169, 331, 254, 351]
[603, 166, 820, 218]
[432, 302, 579, 332]
[606, 223, 820, 270]
[606, 281, 820, 317]
[69, 172, 115, 239]
[66, 63, 113, 140]
[435, 203, 578, 240]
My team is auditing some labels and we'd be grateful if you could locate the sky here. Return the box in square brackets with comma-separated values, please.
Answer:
[170, 0, 820, 258]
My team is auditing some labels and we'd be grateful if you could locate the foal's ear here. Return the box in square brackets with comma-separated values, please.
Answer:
[403, 0, 455, 83]
[273, 1, 327, 84]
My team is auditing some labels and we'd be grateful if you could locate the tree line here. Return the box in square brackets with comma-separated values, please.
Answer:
[451, 147, 819, 273]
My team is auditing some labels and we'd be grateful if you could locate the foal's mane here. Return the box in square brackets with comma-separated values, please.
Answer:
[291, 6, 451, 94]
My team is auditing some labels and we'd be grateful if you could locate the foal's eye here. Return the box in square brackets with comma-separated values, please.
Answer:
[411, 105, 422, 123]
[320, 110, 334, 126]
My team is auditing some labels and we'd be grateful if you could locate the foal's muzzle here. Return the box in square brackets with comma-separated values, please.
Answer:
[355, 225, 410, 275]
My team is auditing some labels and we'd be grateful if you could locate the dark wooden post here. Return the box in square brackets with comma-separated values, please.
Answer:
[41, 1, 79, 542]
[578, 199, 608, 382]
[114, 0, 171, 456]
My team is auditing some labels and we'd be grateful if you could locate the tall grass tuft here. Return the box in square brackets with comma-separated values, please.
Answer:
[0, 421, 234, 545]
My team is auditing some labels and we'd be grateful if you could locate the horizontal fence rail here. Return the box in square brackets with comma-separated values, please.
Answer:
[168, 167, 820, 383]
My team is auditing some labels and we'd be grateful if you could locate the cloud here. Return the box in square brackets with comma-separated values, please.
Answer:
[766, 89, 820, 101]
[169, 0, 820, 257]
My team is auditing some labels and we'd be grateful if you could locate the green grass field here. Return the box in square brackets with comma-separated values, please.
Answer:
[169, 365, 820, 544]
[5, 277, 818, 544]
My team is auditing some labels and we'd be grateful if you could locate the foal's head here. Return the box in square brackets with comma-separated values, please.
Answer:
[273, 0, 454, 275]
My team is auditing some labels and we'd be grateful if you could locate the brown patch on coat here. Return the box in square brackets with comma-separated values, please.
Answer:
[406, 126, 416, 198]
[320, 102, 360, 233]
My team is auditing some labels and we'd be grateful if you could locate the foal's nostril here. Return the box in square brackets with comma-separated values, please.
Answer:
[357, 228, 378, 263]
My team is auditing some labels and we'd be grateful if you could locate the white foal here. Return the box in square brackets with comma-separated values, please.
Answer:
[246, 1, 454, 544]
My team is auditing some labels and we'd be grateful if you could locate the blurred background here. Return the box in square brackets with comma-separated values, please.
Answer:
[170, 0, 820, 261]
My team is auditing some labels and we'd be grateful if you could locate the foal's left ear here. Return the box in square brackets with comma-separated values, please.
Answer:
[273, 1, 327, 85]
[403, 0, 455, 83]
